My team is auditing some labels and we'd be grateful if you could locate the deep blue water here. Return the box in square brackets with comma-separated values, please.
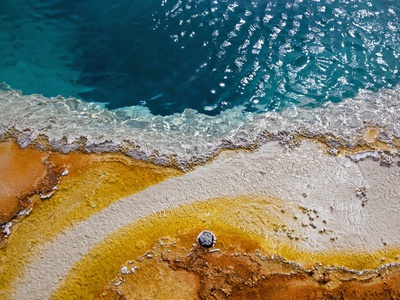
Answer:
[0, 0, 399, 115]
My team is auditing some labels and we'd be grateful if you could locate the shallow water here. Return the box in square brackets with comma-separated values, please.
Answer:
[1, 0, 399, 115]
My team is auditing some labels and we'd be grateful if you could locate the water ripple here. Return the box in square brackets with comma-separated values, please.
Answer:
[0, 0, 399, 115]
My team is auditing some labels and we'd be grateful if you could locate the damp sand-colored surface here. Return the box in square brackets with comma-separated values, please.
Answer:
[1, 135, 400, 299]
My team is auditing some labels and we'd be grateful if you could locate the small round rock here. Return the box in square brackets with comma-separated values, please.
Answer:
[197, 230, 216, 248]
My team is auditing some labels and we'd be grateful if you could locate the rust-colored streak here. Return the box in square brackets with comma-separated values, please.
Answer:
[0, 142, 60, 226]
[0, 141, 183, 297]
[100, 238, 400, 300]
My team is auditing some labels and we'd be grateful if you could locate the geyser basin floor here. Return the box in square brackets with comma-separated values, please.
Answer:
[1, 138, 399, 299]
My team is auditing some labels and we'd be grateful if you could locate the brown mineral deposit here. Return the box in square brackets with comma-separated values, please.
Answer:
[0, 142, 56, 225]
[99, 238, 400, 300]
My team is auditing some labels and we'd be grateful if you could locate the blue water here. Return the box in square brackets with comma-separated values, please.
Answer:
[0, 0, 399, 116]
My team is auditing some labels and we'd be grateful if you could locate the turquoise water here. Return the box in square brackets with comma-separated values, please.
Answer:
[0, 0, 399, 116]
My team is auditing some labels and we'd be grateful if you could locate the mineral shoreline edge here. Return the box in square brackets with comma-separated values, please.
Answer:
[0, 85, 399, 168]
[1, 86, 400, 298]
